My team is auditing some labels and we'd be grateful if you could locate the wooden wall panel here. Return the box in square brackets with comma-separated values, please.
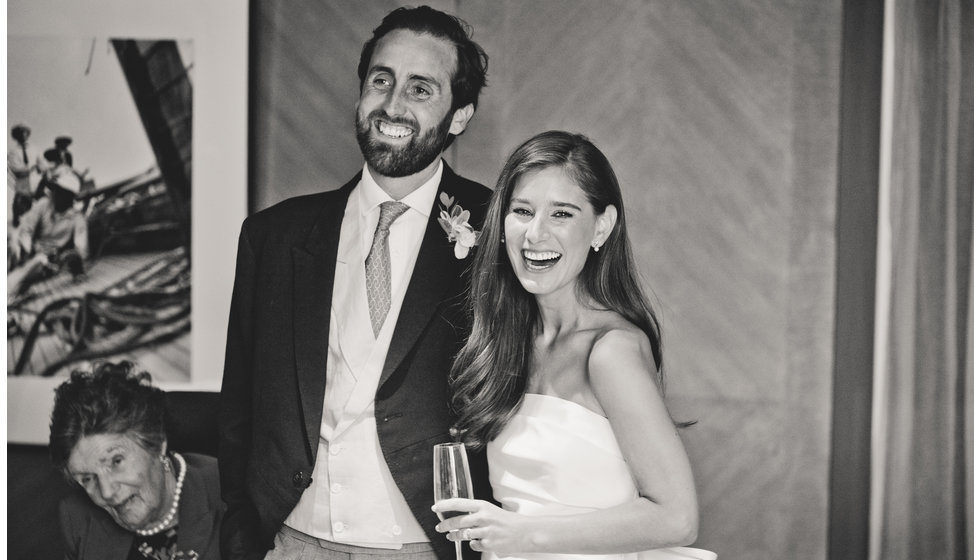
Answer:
[251, 2, 843, 558]
[785, 3, 845, 558]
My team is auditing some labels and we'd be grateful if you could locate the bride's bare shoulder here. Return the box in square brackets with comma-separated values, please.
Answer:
[587, 314, 657, 384]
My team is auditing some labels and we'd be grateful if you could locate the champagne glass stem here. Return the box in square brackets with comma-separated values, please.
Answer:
[454, 538, 463, 560]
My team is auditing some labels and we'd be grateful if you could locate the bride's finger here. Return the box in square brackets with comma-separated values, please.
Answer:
[435, 518, 468, 534]
[445, 530, 464, 542]
[432, 497, 481, 514]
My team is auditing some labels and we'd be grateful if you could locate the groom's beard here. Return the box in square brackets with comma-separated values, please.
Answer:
[355, 108, 454, 178]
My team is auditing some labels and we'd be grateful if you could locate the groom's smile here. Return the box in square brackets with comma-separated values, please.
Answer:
[376, 119, 415, 140]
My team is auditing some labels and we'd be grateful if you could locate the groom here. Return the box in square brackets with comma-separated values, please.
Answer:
[219, 6, 492, 560]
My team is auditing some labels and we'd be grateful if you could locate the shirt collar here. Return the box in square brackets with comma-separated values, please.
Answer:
[358, 160, 443, 219]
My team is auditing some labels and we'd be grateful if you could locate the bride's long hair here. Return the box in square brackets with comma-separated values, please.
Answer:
[450, 131, 664, 449]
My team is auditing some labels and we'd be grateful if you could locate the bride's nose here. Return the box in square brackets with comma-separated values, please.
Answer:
[525, 215, 550, 243]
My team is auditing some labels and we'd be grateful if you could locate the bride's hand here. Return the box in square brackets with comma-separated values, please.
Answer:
[432, 498, 531, 555]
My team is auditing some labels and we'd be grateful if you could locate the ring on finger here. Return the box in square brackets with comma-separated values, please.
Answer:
[462, 528, 472, 540]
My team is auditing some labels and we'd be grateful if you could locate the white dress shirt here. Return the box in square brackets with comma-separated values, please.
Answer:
[284, 162, 443, 547]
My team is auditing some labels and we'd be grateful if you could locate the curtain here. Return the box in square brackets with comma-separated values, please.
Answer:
[870, 0, 973, 559]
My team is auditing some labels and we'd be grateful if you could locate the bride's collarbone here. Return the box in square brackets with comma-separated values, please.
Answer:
[527, 353, 594, 402]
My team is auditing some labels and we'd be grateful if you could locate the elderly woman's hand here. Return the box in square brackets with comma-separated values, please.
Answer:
[432, 498, 532, 556]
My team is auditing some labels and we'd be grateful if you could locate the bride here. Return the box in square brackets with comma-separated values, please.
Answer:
[433, 131, 711, 560]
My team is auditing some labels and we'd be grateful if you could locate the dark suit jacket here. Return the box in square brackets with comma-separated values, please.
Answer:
[219, 163, 492, 560]
[58, 453, 224, 560]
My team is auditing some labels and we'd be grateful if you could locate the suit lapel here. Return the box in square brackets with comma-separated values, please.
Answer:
[379, 167, 465, 387]
[292, 178, 356, 459]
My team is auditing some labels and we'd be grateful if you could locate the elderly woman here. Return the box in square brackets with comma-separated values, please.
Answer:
[49, 361, 223, 559]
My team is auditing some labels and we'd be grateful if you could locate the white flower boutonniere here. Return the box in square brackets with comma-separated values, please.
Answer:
[437, 192, 478, 259]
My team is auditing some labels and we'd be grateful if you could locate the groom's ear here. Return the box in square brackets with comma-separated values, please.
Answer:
[448, 104, 475, 136]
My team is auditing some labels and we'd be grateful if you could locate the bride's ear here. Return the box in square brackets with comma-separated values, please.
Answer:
[593, 205, 618, 248]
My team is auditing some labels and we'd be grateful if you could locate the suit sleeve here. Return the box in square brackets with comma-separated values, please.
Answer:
[57, 500, 80, 560]
[218, 223, 266, 560]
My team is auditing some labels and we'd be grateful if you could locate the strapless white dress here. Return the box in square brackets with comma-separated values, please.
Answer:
[485, 393, 715, 560]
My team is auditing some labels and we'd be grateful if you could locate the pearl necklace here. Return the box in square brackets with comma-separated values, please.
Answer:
[136, 452, 186, 537]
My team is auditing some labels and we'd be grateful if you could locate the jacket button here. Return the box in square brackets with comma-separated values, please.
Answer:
[292, 470, 311, 489]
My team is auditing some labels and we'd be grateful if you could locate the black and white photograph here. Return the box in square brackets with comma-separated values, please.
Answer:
[7, 35, 194, 380]
[6, 2, 971, 560]
[6, 1, 246, 438]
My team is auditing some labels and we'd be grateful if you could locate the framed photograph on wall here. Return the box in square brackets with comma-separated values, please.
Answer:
[7, 0, 248, 443]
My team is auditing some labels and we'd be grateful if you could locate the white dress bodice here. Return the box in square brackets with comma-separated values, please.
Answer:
[485, 393, 715, 560]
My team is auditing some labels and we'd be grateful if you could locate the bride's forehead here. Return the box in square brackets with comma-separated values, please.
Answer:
[512, 168, 588, 203]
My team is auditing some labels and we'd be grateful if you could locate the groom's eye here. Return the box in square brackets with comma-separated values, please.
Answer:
[370, 74, 392, 89]
[408, 85, 432, 100]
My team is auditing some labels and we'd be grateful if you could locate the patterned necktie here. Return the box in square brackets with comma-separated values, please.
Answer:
[365, 200, 410, 337]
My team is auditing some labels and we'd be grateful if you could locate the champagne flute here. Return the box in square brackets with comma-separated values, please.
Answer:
[434, 442, 473, 560]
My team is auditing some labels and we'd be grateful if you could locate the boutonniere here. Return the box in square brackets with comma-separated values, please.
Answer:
[437, 192, 478, 259]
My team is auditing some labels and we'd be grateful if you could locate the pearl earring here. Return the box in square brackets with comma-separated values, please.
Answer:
[592, 243, 601, 253]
